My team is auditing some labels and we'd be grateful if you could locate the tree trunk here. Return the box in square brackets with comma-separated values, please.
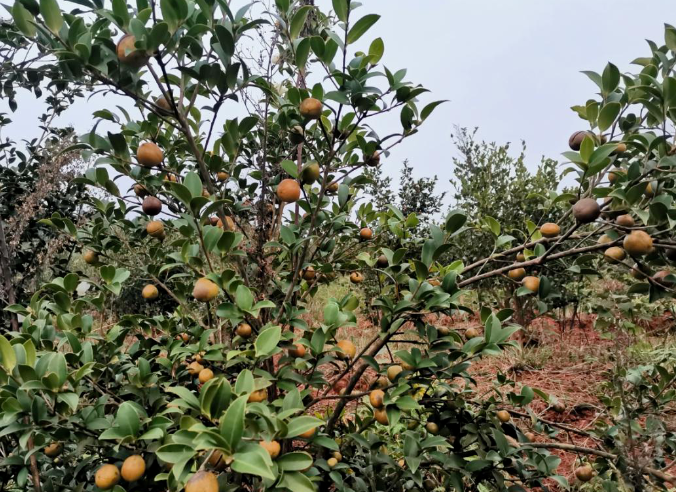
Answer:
[0, 219, 18, 333]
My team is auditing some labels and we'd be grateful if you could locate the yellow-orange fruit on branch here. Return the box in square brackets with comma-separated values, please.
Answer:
[350, 272, 364, 284]
[83, 250, 99, 265]
[302, 266, 316, 281]
[369, 389, 385, 408]
[277, 179, 301, 202]
[146, 220, 165, 238]
[116, 34, 147, 68]
[301, 162, 320, 184]
[236, 323, 252, 338]
[540, 223, 560, 238]
[137, 142, 163, 167]
[259, 440, 281, 459]
[522, 276, 540, 293]
[465, 327, 480, 339]
[326, 181, 339, 194]
[142, 284, 158, 300]
[185, 471, 219, 492]
[289, 343, 306, 358]
[387, 365, 402, 382]
[359, 228, 373, 240]
[507, 268, 526, 281]
[193, 278, 219, 302]
[299, 427, 316, 439]
[496, 410, 511, 422]
[374, 407, 389, 425]
[248, 388, 268, 403]
[156, 96, 172, 114]
[604, 246, 626, 264]
[198, 368, 214, 384]
[121, 455, 146, 482]
[572, 198, 601, 223]
[95, 464, 120, 490]
[336, 340, 356, 359]
[217, 171, 229, 182]
[623, 230, 653, 256]
[615, 214, 635, 228]
[300, 97, 323, 119]
[44, 442, 62, 457]
[187, 361, 204, 375]
[575, 465, 594, 482]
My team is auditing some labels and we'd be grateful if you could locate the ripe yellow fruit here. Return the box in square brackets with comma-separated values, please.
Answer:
[146, 220, 165, 238]
[156, 96, 172, 113]
[387, 365, 403, 382]
[540, 223, 560, 238]
[116, 34, 147, 68]
[524, 432, 536, 442]
[369, 389, 385, 408]
[217, 171, 229, 182]
[374, 407, 389, 425]
[165, 173, 178, 182]
[95, 464, 120, 490]
[198, 368, 214, 384]
[604, 246, 626, 264]
[326, 181, 339, 193]
[336, 340, 356, 359]
[507, 268, 526, 281]
[608, 169, 626, 184]
[83, 250, 99, 265]
[236, 323, 252, 338]
[645, 182, 654, 196]
[141, 284, 159, 300]
[575, 464, 594, 482]
[188, 361, 204, 375]
[572, 198, 601, 223]
[376, 375, 389, 388]
[465, 327, 480, 339]
[121, 455, 145, 482]
[259, 440, 281, 459]
[277, 179, 301, 202]
[137, 142, 164, 167]
[301, 162, 320, 184]
[598, 234, 613, 244]
[496, 410, 511, 423]
[349, 271, 364, 284]
[299, 427, 316, 439]
[425, 422, 439, 434]
[248, 388, 268, 403]
[359, 227, 373, 240]
[300, 97, 323, 119]
[615, 214, 635, 228]
[185, 471, 219, 492]
[614, 142, 627, 154]
[327, 457, 338, 468]
[216, 216, 236, 231]
[44, 442, 62, 457]
[302, 266, 316, 281]
[623, 230, 653, 256]
[522, 276, 540, 293]
[289, 343, 306, 358]
[193, 278, 219, 302]
[332, 451, 342, 461]
[516, 252, 526, 262]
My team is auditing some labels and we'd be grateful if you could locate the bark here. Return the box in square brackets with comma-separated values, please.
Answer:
[0, 219, 18, 333]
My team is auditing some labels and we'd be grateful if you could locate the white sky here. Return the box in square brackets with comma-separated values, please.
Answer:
[3, 0, 673, 207]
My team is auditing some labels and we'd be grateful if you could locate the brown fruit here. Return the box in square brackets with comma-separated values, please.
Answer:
[645, 182, 654, 196]
[350, 272, 364, 284]
[428, 278, 441, 286]
[44, 442, 62, 457]
[436, 325, 450, 336]
[179, 333, 190, 342]
[568, 130, 592, 151]
[623, 230, 653, 256]
[146, 220, 165, 238]
[575, 465, 594, 482]
[572, 198, 601, 223]
[137, 142, 164, 167]
[289, 343, 306, 358]
[299, 97, 323, 119]
[425, 422, 439, 435]
[604, 246, 626, 264]
[193, 278, 219, 302]
[359, 227, 373, 240]
[260, 440, 281, 459]
[217, 171, 229, 182]
[133, 184, 148, 197]
[376, 376, 389, 388]
[516, 252, 526, 262]
[369, 389, 385, 408]
[336, 340, 356, 359]
[374, 407, 389, 425]
[326, 181, 339, 194]
[507, 268, 526, 281]
[188, 361, 204, 375]
[116, 34, 147, 68]
[302, 266, 316, 281]
[608, 169, 626, 184]
[524, 432, 536, 442]
[301, 162, 320, 184]
[141, 196, 162, 216]
[327, 457, 338, 468]
[248, 388, 268, 403]
[387, 365, 403, 382]
[121, 455, 145, 482]
[364, 151, 380, 167]
[185, 471, 219, 492]
[207, 450, 227, 470]
[95, 464, 120, 490]
[615, 214, 635, 228]
[540, 223, 560, 238]
[198, 368, 214, 384]
[522, 276, 540, 293]
[83, 250, 99, 265]
[376, 255, 388, 267]
[653, 270, 675, 287]
[465, 327, 480, 339]
[236, 323, 252, 338]
[142, 284, 159, 300]
[277, 179, 301, 202]
[216, 216, 236, 231]
[598, 234, 613, 245]
[299, 427, 316, 439]
[552, 401, 566, 413]
[156, 96, 172, 114]
[496, 410, 511, 423]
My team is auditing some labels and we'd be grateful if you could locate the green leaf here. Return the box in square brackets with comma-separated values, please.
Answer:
[0, 335, 17, 372]
[296, 37, 311, 68]
[421, 100, 446, 120]
[598, 102, 621, 132]
[285, 416, 323, 438]
[665, 24, 676, 52]
[254, 326, 281, 358]
[281, 159, 298, 178]
[278, 471, 316, 492]
[346, 14, 380, 45]
[231, 442, 276, 480]
[39, 0, 62, 33]
[601, 62, 620, 95]
[160, 0, 188, 32]
[332, 0, 348, 22]
[11, 2, 36, 37]
[220, 395, 246, 453]
[167, 386, 200, 410]
[368, 37, 384, 64]
[235, 285, 254, 311]
[290, 5, 312, 39]
[183, 171, 203, 198]
[277, 452, 314, 472]
[115, 402, 140, 437]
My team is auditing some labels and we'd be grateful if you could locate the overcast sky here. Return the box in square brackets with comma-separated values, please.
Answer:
[4, 0, 673, 207]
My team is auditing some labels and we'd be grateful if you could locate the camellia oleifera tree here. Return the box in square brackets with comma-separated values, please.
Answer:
[1, 1, 676, 491]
